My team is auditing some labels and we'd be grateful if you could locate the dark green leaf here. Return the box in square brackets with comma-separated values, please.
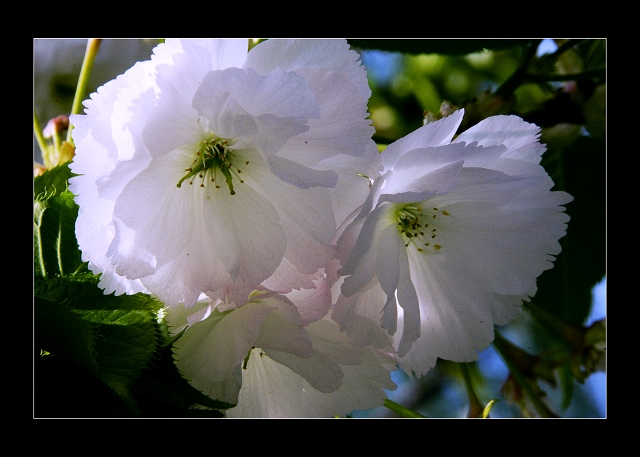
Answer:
[35, 275, 165, 415]
[383, 399, 427, 418]
[33, 161, 75, 199]
[347, 39, 531, 55]
[34, 296, 98, 376]
[91, 317, 159, 386]
[34, 273, 100, 304]
[34, 190, 82, 279]
[34, 351, 131, 418]
[559, 362, 575, 410]
[134, 345, 235, 417]
[578, 39, 607, 72]
[535, 136, 606, 325]
[71, 293, 164, 393]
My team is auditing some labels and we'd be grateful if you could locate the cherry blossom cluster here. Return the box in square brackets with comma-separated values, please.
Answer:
[69, 39, 572, 417]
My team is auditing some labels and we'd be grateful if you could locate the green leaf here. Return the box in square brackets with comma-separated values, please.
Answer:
[578, 39, 607, 73]
[535, 136, 606, 325]
[34, 296, 98, 376]
[347, 39, 531, 56]
[34, 161, 75, 199]
[34, 275, 165, 416]
[108, 380, 141, 417]
[78, 298, 162, 416]
[134, 344, 235, 417]
[71, 292, 163, 389]
[34, 189, 82, 279]
[89, 313, 159, 385]
[34, 351, 131, 418]
[559, 362, 575, 410]
[34, 274, 98, 310]
[383, 399, 427, 418]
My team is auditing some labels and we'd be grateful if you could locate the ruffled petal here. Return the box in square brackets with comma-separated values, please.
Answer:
[315, 140, 383, 228]
[454, 114, 545, 163]
[332, 279, 394, 350]
[226, 316, 397, 417]
[275, 69, 375, 166]
[244, 39, 371, 101]
[192, 67, 319, 153]
[280, 270, 333, 325]
[69, 60, 159, 296]
[252, 171, 337, 277]
[172, 302, 275, 404]
[339, 200, 398, 295]
[253, 294, 313, 358]
[380, 109, 464, 170]
[158, 39, 248, 71]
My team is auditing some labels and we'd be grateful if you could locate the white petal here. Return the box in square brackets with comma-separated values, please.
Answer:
[172, 302, 275, 404]
[261, 257, 319, 294]
[245, 39, 371, 101]
[207, 279, 260, 309]
[253, 172, 337, 277]
[141, 92, 204, 158]
[394, 248, 524, 376]
[253, 294, 313, 358]
[376, 224, 402, 335]
[316, 140, 383, 228]
[263, 348, 344, 393]
[227, 316, 397, 417]
[339, 202, 395, 295]
[380, 109, 464, 170]
[275, 69, 375, 166]
[107, 151, 288, 307]
[379, 155, 464, 204]
[153, 40, 221, 106]
[266, 155, 338, 188]
[454, 114, 545, 163]
[282, 271, 333, 325]
[226, 350, 307, 417]
[159, 39, 248, 71]
[332, 279, 394, 350]
[193, 67, 319, 140]
[427, 176, 567, 295]
[394, 242, 421, 357]
[164, 297, 216, 336]
[69, 61, 158, 296]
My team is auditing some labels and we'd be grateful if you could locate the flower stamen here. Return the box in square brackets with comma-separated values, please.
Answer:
[395, 204, 450, 254]
[177, 136, 243, 195]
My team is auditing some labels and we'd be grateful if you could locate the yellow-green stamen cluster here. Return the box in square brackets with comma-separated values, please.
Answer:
[396, 204, 451, 253]
[177, 137, 246, 195]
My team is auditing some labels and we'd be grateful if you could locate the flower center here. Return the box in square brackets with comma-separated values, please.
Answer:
[395, 204, 450, 253]
[176, 136, 246, 195]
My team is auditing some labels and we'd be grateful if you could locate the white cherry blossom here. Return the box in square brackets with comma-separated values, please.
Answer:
[166, 269, 397, 417]
[69, 39, 379, 307]
[333, 109, 574, 376]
